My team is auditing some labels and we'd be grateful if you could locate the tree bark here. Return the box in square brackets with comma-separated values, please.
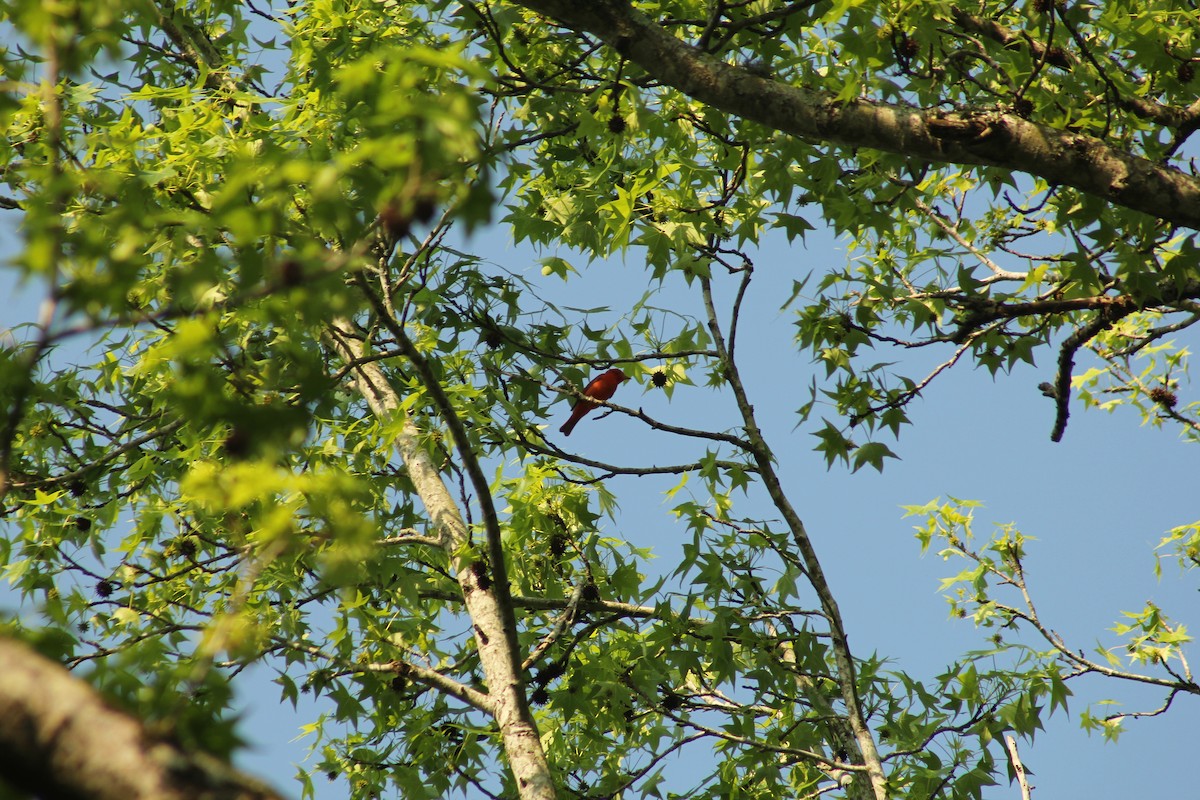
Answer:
[512, 0, 1200, 230]
[0, 637, 283, 800]
[325, 320, 557, 800]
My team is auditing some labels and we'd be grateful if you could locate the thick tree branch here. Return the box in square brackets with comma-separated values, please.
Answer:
[947, 291, 1143, 344]
[512, 0, 1200, 229]
[354, 275, 523, 667]
[323, 318, 556, 800]
[0, 637, 284, 800]
[1048, 303, 1141, 442]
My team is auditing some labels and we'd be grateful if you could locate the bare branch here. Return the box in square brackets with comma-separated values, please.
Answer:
[1004, 734, 1033, 800]
[697, 274, 888, 800]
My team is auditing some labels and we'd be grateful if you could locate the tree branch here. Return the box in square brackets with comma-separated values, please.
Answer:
[697, 275, 888, 800]
[0, 637, 285, 800]
[1004, 734, 1032, 800]
[324, 315, 556, 800]
[1049, 303, 1140, 442]
[949, 9, 1073, 70]
[513, 0, 1200, 229]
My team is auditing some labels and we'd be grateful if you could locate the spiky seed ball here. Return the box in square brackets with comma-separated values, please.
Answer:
[607, 115, 627, 134]
[899, 35, 919, 59]
[1178, 62, 1195, 84]
[549, 532, 569, 557]
[96, 579, 115, 598]
[69, 480, 87, 497]
[1012, 97, 1033, 118]
[277, 259, 304, 287]
[74, 516, 91, 532]
[581, 582, 600, 603]
[661, 689, 683, 710]
[412, 195, 438, 225]
[1033, 0, 1054, 12]
[651, 369, 668, 388]
[531, 686, 549, 705]
[224, 426, 251, 458]
[1148, 386, 1178, 408]
[378, 202, 411, 238]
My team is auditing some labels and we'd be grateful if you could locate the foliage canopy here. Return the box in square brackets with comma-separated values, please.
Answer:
[2, 1, 1198, 799]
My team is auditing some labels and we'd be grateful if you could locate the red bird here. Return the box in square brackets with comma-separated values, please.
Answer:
[559, 368, 628, 436]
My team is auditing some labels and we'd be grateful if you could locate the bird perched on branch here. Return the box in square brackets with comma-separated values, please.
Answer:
[559, 368, 628, 436]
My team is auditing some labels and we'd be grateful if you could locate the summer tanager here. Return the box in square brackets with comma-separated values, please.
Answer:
[559, 368, 628, 436]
